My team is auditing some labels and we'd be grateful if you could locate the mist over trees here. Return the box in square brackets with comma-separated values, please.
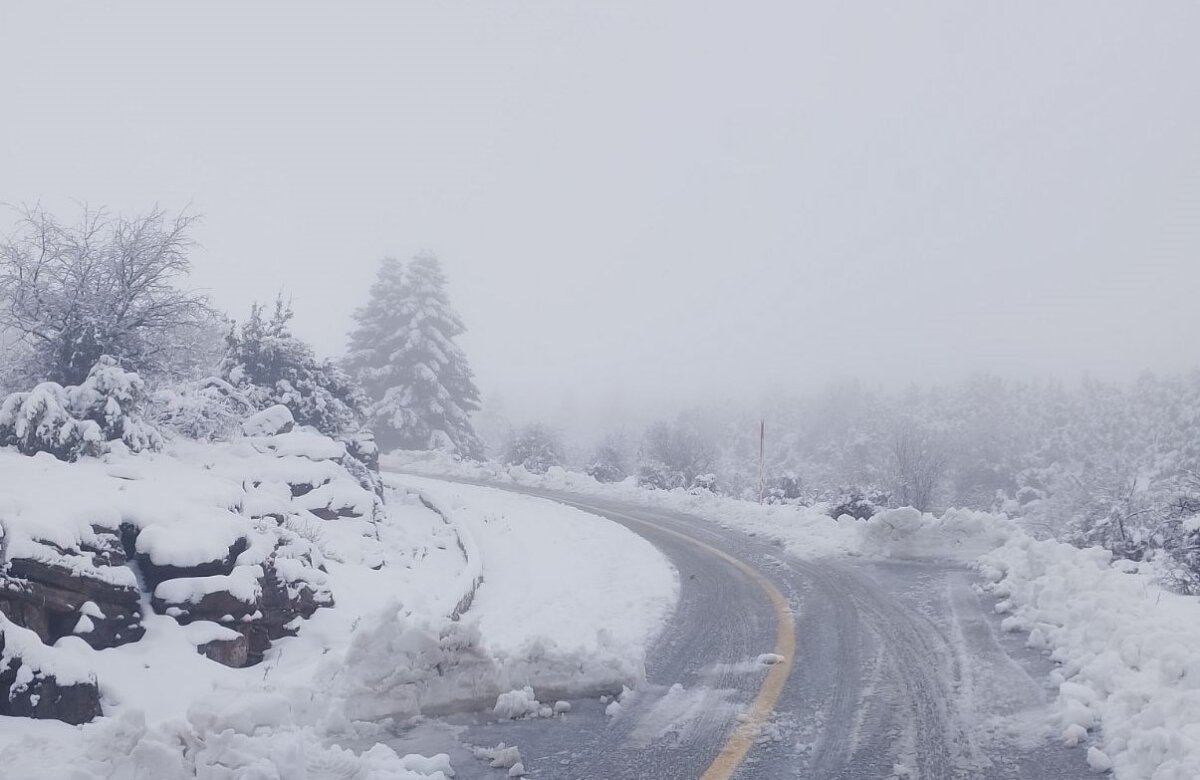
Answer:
[4, 203, 1200, 592]
[503, 422, 565, 474]
[487, 373, 1200, 589]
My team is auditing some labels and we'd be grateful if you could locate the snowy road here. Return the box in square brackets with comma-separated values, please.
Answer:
[387, 482, 1093, 779]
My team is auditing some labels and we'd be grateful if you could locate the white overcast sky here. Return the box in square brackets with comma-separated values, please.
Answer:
[1, 2, 1198, 419]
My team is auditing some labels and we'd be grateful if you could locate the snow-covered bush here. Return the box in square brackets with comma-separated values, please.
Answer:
[828, 486, 888, 520]
[503, 423, 564, 475]
[0, 357, 161, 461]
[636, 459, 684, 491]
[150, 377, 252, 441]
[68, 357, 163, 453]
[0, 383, 101, 460]
[765, 473, 805, 504]
[637, 420, 714, 491]
[586, 436, 629, 483]
[222, 298, 366, 438]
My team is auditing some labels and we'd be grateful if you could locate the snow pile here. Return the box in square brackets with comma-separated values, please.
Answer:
[979, 536, 1200, 779]
[0, 696, 454, 780]
[493, 686, 549, 720]
[860, 507, 1018, 560]
[395, 476, 679, 700]
[326, 603, 500, 723]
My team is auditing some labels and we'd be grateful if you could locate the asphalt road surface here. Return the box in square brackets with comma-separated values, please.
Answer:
[382, 481, 1093, 780]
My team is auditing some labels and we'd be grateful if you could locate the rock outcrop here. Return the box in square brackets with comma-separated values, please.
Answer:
[151, 556, 332, 667]
[0, 529, 143, 650]
[0, 622, 103, 725]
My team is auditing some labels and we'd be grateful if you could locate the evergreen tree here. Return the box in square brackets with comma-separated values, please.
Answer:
[346, 254, 482, 456]
[222, 297, 365, 437]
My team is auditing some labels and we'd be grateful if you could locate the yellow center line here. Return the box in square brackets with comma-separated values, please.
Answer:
[561, 500, 797, 780]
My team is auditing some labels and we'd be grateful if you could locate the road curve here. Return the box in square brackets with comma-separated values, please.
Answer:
[389, 479, 1093, 780]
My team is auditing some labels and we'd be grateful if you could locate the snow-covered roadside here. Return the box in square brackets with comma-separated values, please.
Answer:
[394, 475, 679, 698]
[382, 451, 862, 558]
[0, 436, 682, 779]
[324, 474, 679, 727]
[978, 538, 1200, 779]
[387, 451, 1200, 780]
[0, 429, 476, 779]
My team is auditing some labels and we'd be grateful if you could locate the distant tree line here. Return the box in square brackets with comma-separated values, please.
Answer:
[495, 375, 1200, 591]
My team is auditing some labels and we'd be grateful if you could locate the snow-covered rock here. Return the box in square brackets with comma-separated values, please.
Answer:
[240, 404, 295, 437]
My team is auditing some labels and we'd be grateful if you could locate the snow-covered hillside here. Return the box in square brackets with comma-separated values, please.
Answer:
[0, 416, 679, 778]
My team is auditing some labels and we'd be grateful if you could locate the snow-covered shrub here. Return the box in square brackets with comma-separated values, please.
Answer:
[586, 436, 629, 483]
[222, 297, 366, 437]
[637, 420, 714, 491]
[0, 383, 101, 460]
[503, 423, 564, 475]
[765, 473, 804, 504]
[828, 487, 888, 520]
[342, 430, 380, 472]
[150, 377, 252, 441]
[0, 357, 160, 461]
[636, 459, 685, 491]
[68, 357, 163, 453]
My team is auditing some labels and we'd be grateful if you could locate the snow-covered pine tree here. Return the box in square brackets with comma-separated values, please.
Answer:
[222, 297, 365, 437]
[346, 253, 482, 457]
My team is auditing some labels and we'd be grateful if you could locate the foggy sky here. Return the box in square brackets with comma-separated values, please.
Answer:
[2, 2, 1198, 424]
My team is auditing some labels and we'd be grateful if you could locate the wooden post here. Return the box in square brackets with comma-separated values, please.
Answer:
[758, 419, 766, 504]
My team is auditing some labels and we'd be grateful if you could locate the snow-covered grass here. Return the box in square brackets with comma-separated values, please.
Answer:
[387, 450, 1200, 780]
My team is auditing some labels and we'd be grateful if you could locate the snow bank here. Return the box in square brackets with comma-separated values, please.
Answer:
[0, 698, 454, 780]
[386, 476, 679, 702]
[326, 604, 501, 723]
[384, 451, 1023, 564]
[979, 537, 1200, 780]
[384, 451, 862, 558]
[860, 506, 1018, 560]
